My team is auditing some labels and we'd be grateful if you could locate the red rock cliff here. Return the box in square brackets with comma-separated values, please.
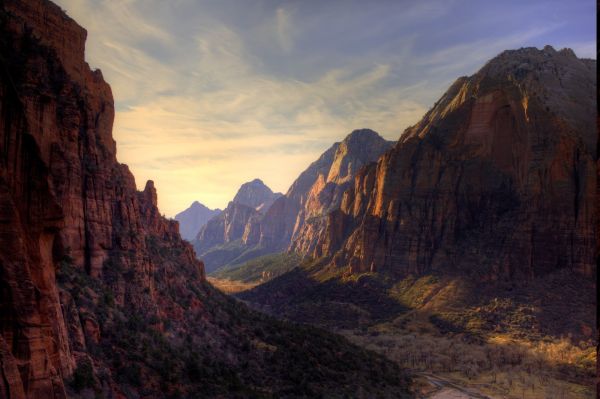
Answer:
[322, 47, 597, 280]
[254, 129, 394, 255]
[0, 1, 203, 397]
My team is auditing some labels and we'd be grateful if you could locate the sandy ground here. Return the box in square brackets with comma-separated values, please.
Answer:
[206, 277, 259, 294]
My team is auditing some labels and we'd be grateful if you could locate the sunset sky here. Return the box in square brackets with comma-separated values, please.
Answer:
[53, 0, 596, 217]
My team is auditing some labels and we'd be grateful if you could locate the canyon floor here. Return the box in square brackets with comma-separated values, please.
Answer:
[206, 277, 260, 294]
[210, 255, 596, 399]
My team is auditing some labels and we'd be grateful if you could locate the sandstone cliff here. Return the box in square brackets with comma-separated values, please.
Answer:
[196, 130, 394, 274]
[174, 201, 221, 241]
[255, 129, 394, 254]
[320, 47, 596, 280]
[0, 1, 411, 397]
[0, 1, 203, 396]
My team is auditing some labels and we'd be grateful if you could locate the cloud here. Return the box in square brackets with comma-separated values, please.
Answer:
[53, 0, 596, 217]
[275, 7, 293, 53]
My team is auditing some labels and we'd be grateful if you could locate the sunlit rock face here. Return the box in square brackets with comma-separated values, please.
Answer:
[318, 47, 596, 280]
[254, 129, 394, 254]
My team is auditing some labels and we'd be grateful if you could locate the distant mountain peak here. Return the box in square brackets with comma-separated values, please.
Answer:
[233, 179, 281, 211]
[343, 128, 382, 142]
[174, 201, 221, 241]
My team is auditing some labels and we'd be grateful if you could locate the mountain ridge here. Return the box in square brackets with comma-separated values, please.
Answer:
[194, 129, 394, 274]
[312, 45, 596, 279]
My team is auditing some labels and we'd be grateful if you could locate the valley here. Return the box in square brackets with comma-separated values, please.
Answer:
[0, 0, 596, 398]
[200, 45, 598, 398]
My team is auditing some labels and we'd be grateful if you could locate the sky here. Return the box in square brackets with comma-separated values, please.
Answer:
[53, 0, 596, 217]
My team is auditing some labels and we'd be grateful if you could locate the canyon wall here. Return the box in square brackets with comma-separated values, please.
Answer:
[254, 129, 394, 254]
[319, 47, 597, 281]
[0, 1, 202, 396]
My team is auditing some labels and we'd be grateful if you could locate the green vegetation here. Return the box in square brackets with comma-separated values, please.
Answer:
[200, 240, 274, 273]
[211, 252, 301, 283]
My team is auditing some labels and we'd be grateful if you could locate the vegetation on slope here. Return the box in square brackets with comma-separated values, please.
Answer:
[57, 237, 412, 398]
[211, 252, 301, 284]
[240, 262, 596, 398]
[200, 240, 275, 274]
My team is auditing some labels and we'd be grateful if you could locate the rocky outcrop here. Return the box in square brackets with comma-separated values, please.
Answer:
[194, 201, 260, 254]
[0, 1, 412, 398]
[254, 129, 394, 254]
[232, 178, 282, 211]
[319, 47, 596, 280]
[174, 201, 221, 241]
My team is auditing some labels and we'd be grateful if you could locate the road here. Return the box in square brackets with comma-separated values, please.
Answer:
[417, 372, 497, 399]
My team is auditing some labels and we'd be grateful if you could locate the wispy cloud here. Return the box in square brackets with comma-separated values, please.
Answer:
[275, 7, 293, 53]
[54, 0, 596, 216]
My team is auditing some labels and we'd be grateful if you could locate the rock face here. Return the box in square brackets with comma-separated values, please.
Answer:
[232, 178, 282, 211]
[194, 201, 261, 254]
[193, 130, 393, 273]
[193, 179, 279, 257]
[254, 129, 394, 254]
[318, 47, 596, 280]
[0, 1, 202, 396]
[0, 2, 412, 398]
[174, 201, 221, 241]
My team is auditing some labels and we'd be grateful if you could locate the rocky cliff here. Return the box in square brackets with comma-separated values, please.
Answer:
[255, 129, 394, 254]
[194, 201, 260, 253]
[320, 47, 596, 280]
[192, 179, 280, 272]
[0, 1, 411, 397]
[174, 201, 220, 241]
[195, 130, 394, 274]
[0, 1, 203, 396]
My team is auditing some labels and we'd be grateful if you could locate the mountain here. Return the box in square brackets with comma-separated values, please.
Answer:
[240, 47, 597, 395]
[232, 178, 282, 211]
[250, 129, 395, 253]
[196, 130, 394, 275]
[246, 45, 597, 310]
[0, 1, 412, 397]
[192, 179, 282, 272]
[174, 201, 221, 241]
[323, 46, 597, 279]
